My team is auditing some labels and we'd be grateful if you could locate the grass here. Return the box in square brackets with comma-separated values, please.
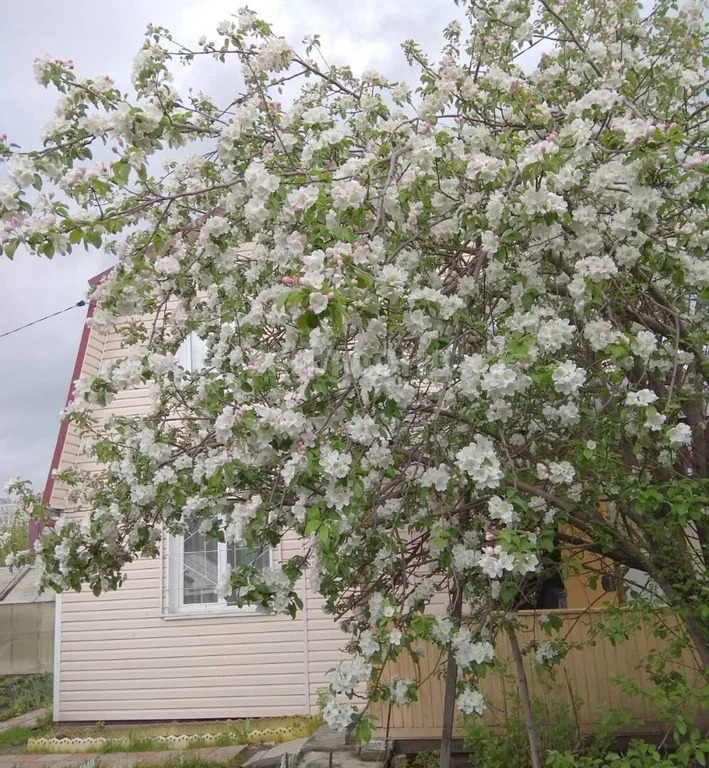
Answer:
[26, 714, 322, 755]
[94, 732, 245, 754]
[0, 674, 53, 721]
[0, 726, 37, 747]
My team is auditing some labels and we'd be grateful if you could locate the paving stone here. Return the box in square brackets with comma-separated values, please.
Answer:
[301, 727, 356, 755]
[207, 746, 248, 763]
[54, 759, 97, 768]
[244, 750, 268, 767]
[358, 740, 391, 763]
[0, 745, 247, 768]
[244, 738, 307, 768]
[300, 753, 383, 768]
[0, 757, 94, 768]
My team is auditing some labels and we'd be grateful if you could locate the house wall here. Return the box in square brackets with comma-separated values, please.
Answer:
[55, 534, 347, 721]
[51, 311, 349, 722]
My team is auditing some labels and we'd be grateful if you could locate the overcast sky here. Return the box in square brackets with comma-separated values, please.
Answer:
[0, 0, 456, 495]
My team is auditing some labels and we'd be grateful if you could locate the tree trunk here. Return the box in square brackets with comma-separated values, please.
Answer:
[439, 586, 463, 768]
[506, 624, 542, 768]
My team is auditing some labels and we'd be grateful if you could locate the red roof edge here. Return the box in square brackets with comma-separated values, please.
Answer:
[36, 269, 111, 543]
[88, 267, 112, 287]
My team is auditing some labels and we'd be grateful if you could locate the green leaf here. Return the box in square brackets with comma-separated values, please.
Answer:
[331, 225, 354, 243]
[356, 719, 372, 744]
[304, 518, 320, 537]
[85, 231, 102, 249]
[4, 240, 18, 259]
[112, 159, 131, 187]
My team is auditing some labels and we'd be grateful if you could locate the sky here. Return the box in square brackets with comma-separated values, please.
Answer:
[0, 0, 456, 495]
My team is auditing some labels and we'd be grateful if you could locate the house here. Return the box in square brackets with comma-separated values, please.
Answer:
[42, 271, 702, 737]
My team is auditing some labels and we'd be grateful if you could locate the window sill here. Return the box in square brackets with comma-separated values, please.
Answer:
[161, 607, 273, 621]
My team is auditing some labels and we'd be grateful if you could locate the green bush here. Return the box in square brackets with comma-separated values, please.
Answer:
[462, 695, 708, 768]
[547, 734, 709, 768]
[464, 695, 586, 768]
[0, 674, 53, 721]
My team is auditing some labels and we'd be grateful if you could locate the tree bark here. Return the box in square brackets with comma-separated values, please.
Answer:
[507, 624, 543, 768]
[439, 585, 463, 768]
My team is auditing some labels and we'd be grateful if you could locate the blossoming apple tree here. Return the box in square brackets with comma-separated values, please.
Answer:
[2, 0, 708, 749]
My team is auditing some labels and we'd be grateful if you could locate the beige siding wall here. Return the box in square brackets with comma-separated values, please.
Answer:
[54, 319, 349, 722]
[48, 321, 106, 511]
[57, 533, 348, 721]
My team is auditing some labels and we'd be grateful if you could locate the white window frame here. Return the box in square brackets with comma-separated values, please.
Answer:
[169, 332, 272, 616]
[176, 332, 208, 372]
[167, 532, 272, 616]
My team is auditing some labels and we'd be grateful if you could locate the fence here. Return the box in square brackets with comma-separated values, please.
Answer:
[0, 602, 54, 675]
[370, 609, 705, 739]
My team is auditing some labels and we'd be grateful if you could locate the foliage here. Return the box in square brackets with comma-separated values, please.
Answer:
[464, 696, 587, 768]
[0, 675, 53, 721]
[465, 697, 709, 768]
[0, 503, 29, 567]
[410, 751, 441, 768]
[546, 736, 709, 768]
[3, 0, 709, 735]
[463, 620, 709, 768]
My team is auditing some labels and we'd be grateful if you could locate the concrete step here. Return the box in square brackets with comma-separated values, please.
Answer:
[244, 738, 309, 768]
[301, 726, 358, 755]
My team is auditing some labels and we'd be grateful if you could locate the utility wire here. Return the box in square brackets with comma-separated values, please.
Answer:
[0, 300, 87, 341]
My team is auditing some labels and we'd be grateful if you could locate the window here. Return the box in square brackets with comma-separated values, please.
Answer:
[177, 332, 208, 371]
[169, 520, 271, 614]
[516, 546, 567, 610]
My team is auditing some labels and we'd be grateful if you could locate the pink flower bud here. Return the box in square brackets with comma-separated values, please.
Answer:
[282, 276, 296, 285]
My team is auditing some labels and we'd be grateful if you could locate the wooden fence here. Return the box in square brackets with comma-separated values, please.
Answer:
[370, 609, 705, 740]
